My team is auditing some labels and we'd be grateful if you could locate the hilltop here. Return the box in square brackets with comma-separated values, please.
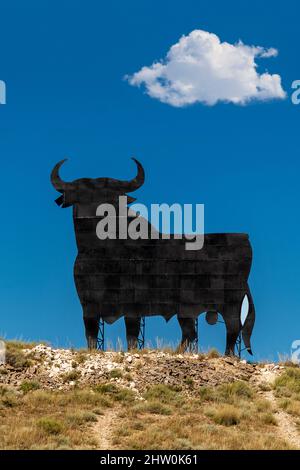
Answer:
[0, 342, 300, 450]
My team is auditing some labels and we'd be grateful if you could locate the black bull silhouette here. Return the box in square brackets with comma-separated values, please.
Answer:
[51, 158, 255, 356]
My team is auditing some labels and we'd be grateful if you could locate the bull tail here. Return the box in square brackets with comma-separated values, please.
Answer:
[241, 291, 255, 355]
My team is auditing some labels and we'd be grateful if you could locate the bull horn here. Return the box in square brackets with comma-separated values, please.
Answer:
[50, 159, 72, 192]
[101, 158, 145, 192]
[129, 158, 145, 191]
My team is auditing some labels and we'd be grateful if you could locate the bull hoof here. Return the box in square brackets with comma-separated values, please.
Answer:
[224, 350, 237, 357]
[87, 338, 97, 349]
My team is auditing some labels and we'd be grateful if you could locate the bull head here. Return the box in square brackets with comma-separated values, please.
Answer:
[50, 158, 145, 211]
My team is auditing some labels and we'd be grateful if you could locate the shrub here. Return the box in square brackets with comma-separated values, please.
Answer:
[274, 368, 300, 396]
[278, 398, 290, 410]
[184, 377, 194, 387]
[113, 388, 136, 403]
[4, 340, 37, 350]
[259, 382, 272, 392]
[95, 383, 118, 394]
[109, 368, 123, 379]
[216, 381, 253, 403]
[70, 389, 112, 407]
[95, 383, 135, 403]
[1, 391, 18, 408]
[37, 417, 63, 435]
[198, 386, 214, 402]
[207, 348, 220, 359]
[207, 405, 241, 426]
[143, 385, 178, 404]
[0, 385, 9, 396]
[66, 411, 98, 426]
[5, 345, 32, 370]
[62, 370, 81, 383]
[113, 354, 125, 364]
[76, 352, 87, 364]
[281, 400, 300, 417]
[261, 413, 277, 426]
[20, 381, 40, 394]
[255, 399, 272, 413]
[141, 401, 172, 415]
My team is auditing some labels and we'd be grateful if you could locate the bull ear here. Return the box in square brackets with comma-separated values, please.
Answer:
[126, 195, 136, 204]
[54, 195, 64, 206]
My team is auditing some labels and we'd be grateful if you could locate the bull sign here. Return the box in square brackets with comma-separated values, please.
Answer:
[51, 158, 255, 356]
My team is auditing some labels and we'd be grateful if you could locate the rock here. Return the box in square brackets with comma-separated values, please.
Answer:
[224, 358, 235, 365]
[0, 344, 272, 397]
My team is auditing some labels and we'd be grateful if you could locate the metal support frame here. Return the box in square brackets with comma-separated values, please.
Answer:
[137, 316, 145, 350]
[235, 332, 242, 359]
[192, 317, 199, 353]
[97, 317, 105, 351]
[96, 314, 242, 357]
[186, 318, 199, 353]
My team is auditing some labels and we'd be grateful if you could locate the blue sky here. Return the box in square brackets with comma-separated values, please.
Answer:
[0, 0, 299, 360]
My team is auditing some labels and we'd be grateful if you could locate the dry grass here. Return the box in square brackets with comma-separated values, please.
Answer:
[206, 348, 221, 359]
[109, 368, 123, 379]
[2, 340, 46, 371]
[0, 376, 295, 450]
[19, 380, 41, 394]
[61, 370, 81, 383]
[0, 385, 112, 449]
[205, 404, 241, 426]
[274, 368, 300, 397]
[5, 342, 33, 370]
[274, 367, 300, 421]
[279, 398, 300, 417]
[1, 341, 299, 450]
[111, 381, 290, 450]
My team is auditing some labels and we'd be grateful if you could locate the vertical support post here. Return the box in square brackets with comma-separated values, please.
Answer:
[97, 317, 105, 351]
[137, 316, 145, 350]
[189, 317, 199, 353]
[235, 331, 242, 359]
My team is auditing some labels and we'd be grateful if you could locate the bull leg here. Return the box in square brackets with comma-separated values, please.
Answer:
[84, 317, 99, 350]
[222, 308, 241, 356]
[124, 316, 141, 350]
[178, 317, 197, 351]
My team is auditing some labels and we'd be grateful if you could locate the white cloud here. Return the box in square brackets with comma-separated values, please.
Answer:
[126, 30, 286, 106]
